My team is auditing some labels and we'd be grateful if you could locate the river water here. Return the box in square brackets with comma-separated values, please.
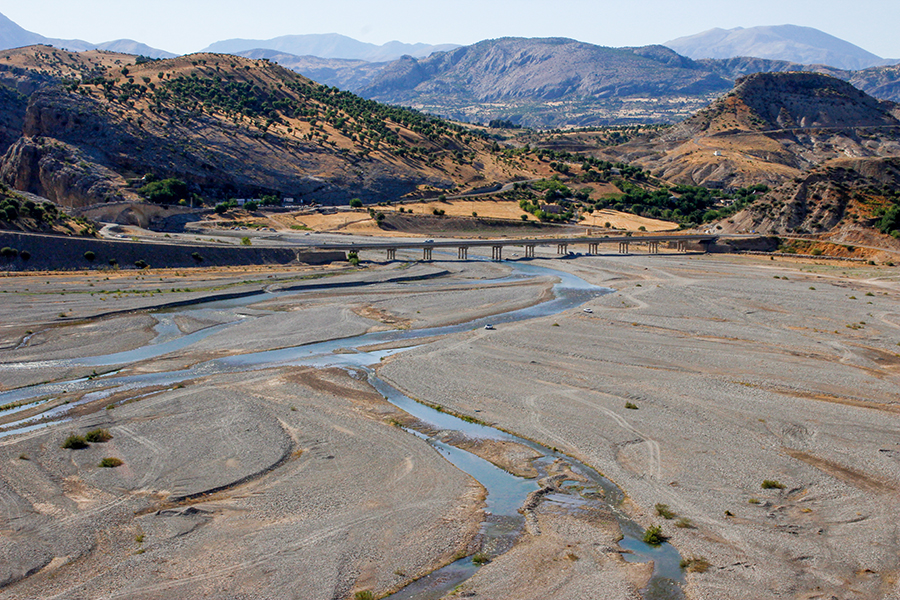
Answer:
[0, 262, 685, 599]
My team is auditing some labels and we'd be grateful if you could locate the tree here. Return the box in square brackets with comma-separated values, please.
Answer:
[83, 251, 96, 263]
[244, 200, 259, 211]
[349, 198, 363, 208]
[0, 246, 17, 260]
[137, 178, 189, 205]
[214, 203, 229, 215]
[877, 204, 900, 235]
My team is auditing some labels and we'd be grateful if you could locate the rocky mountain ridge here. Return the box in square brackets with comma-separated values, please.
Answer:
[234, 39, 900, 129]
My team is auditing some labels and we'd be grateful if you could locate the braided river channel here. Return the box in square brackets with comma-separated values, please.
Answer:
[0, 262, 685, 599]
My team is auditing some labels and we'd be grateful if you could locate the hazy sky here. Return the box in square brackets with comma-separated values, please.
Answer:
[5, 0, 899, 58]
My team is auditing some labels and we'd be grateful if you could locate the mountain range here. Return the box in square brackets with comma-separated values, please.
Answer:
[0, 12, 174, 58]
[202, 33, 457, 62]
[1, 41, 899, 243]
[3, 12, 900, 129]
[235, 39, 900, 128]
[665, 25, 894, 71]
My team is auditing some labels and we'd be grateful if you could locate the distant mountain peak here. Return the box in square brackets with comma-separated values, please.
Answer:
[0, 11, 173, 58]
[201, 33, 458, 62]
[665, 24, 884, 71]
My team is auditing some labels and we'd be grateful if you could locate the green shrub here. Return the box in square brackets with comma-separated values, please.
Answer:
[674, 517, 694, 528]
[761, 479, 785, 489]
[625, 402, 638, 410]
[354, 591, 374, 600]
[85, 428, 112, 443]
[349, 198, 363, 208]
[240, 236, 251, 246]
[471, 552, 491, 565]
[99, 457, 123, 468]
[642, 525, 666, 546]
[62, 434, 88, 449]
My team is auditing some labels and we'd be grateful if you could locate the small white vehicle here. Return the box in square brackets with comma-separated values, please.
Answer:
[484, 324, 495, 330]
[583, 308, 593, 313]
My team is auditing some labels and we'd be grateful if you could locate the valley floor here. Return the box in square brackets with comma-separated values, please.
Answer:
[0, 250, 898, 599]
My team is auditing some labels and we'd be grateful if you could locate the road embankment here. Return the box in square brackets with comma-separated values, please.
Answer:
[0, 231, 344, 271]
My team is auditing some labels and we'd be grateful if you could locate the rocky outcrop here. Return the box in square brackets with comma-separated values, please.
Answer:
[0, 137, 129, 207]
[602, 73, 900, 189]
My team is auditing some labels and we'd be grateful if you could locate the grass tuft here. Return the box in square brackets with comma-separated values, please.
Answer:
[655, 503, 675, 519]
[62, 434, 88, 450]
[761, 479, 785, 489]
[680, 556, 710, 573]
[85, 428, 112, 443]
[99, 457, 123, 468]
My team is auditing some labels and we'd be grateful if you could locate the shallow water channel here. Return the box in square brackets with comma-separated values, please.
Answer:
[0, 262, 685, 599]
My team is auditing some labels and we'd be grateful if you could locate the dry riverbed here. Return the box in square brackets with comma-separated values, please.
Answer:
[0, 252, 898, 599]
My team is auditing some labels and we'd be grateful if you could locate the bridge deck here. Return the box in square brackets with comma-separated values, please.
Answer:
[312, 234, 716, 251]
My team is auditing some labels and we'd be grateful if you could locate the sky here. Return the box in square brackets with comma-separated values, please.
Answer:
[4, 0, 899, 58]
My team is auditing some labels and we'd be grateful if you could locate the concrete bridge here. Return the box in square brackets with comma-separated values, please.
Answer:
[314, 234, 718, 262]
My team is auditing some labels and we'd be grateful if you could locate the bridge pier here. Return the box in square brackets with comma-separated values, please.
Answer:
[648, 241, 659, 254]
[588, 242, 599, 254]
[619, 242, 629, 254]
[557, 243, 568, 255]
[423, 247, 432, 261]
[386, 248, 396, 261]
[677, 241, 686, 252]
[458, 246, 468, 260]
[524, 245, 535, 258]
[491, 246, 503, 261]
